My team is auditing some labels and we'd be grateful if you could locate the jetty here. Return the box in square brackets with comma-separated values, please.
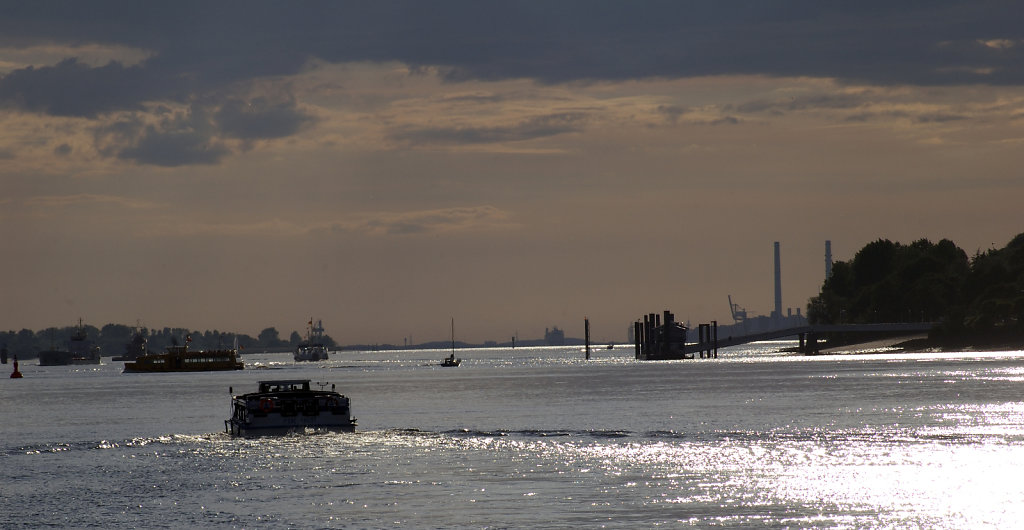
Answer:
[635, 310, 939, 359]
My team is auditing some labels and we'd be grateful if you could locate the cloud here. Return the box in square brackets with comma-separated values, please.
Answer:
[0, 58, 172, 117]
[2, 1, 1024, 168]
[138, 206, 514, 239]
[91, 96, 314, 166]
[2, 3, 1022, 119]
[344, 206, 513, 236]
[390, 112, 588, 146]
[25, 193, 157, 209]
[736, 93, 868, 114]
[94, 106, 227, 166]
[215, 96, 315, 140]
[657, 105, 690, 124]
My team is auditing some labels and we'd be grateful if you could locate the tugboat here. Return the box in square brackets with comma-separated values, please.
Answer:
[38, 320, 101, 366]
[123, 335, 243, 373]
[294, 319, 330, 362]
[225, 379, 356, 436]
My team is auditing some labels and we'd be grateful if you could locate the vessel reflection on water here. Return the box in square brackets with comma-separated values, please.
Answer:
[225, 379, 356, 436]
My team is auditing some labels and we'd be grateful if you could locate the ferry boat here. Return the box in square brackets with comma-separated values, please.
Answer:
[38, 320, 101, 366]
[225, 379, 356, 436]
[294, 319, 330, 362]
[123, 337, 243, 373]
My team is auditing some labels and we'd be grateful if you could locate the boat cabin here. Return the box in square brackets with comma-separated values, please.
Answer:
[258, 379, 313, 393]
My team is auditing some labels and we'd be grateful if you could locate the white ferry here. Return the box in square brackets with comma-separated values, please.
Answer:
[225, 379, 355, 436]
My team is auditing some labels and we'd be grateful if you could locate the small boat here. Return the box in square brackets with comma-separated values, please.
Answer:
[225, 379, 356, 436]
[123, 336, 243, 373]
[294, 319, 330, 362]
[38, 320, 101, 366]
[440, 317, 461, 367]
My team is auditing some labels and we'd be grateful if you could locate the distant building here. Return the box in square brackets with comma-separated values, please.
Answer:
[544, 326, 565, 346]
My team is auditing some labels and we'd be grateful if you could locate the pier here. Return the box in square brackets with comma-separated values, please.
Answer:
[635, 309, 939, 359]
[713, 322, 940, 355]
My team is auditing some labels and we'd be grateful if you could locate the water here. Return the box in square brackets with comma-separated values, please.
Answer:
[4, 344, 1024, 528]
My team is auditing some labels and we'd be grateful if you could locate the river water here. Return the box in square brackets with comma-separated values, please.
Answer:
[3, 343, 1024, 528]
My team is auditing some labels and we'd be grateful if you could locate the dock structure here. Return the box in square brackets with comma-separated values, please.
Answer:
[634, 310, 719, 360]
[713, 322, 940, 354]
[635, 316, 939, 359]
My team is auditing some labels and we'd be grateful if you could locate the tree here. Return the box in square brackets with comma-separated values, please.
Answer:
[258, 327, 284, 347]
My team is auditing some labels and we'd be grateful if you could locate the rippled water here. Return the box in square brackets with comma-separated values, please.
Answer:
[3, 344, 1024, 528]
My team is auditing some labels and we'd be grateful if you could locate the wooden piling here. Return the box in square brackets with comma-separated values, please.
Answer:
[712, 320, 718, 358]
[584, 317, 590, 360]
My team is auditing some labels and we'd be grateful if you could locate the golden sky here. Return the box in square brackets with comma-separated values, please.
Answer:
[1, 3, 1022, 344]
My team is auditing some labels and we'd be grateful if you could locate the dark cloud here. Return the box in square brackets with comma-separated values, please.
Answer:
[2, 2, 1022, 107]
[95, 106, 223, 166]
[843, 110, 971, 124]
[1, 1, 1023, 165]
[215, 97, 314, 140]
[710, 116, 741, 126]
[117, 126, 228, 167]
[390, 112, 587, 145]
[53, 143, 72, 156]
[89, 96, 314, 165]
[736, 93, 868, 114]
[0, 58, 172, 117]
[657, 105, 690, 124]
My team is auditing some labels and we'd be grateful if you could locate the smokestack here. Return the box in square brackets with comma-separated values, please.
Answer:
[773, 241, 782, 320]
[825, 240, 833, 280]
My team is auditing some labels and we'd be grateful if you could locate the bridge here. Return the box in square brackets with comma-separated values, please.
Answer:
[685, 322, 940, 356]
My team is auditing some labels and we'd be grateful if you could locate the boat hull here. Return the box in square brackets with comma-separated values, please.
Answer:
[226, 420, 356, 436]
[294, 344, 329, 362]
[38, 350, 101, 366]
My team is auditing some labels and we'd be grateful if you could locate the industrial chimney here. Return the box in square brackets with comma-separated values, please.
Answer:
[773, 242, 782, 321]
[825, 240, 833, 280]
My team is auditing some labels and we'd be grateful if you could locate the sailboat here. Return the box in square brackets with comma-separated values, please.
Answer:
[441, 317, 461, 367]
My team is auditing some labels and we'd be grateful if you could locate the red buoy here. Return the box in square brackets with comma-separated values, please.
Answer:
[10, 356, 23, 378]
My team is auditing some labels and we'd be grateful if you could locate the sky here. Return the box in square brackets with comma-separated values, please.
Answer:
[1, 1, 1023, 345]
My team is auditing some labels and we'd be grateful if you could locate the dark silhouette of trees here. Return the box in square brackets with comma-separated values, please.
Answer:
[0, 323, 329, 359]
[258, 327, 285, 347]
[808, 234, 1024, 345]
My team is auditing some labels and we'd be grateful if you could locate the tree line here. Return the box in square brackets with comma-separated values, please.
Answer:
[0, 324, 337, 359]
[808, 232, 1024, 347]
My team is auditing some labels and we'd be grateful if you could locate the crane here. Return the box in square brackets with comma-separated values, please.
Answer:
[728, 295, 747, 324]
